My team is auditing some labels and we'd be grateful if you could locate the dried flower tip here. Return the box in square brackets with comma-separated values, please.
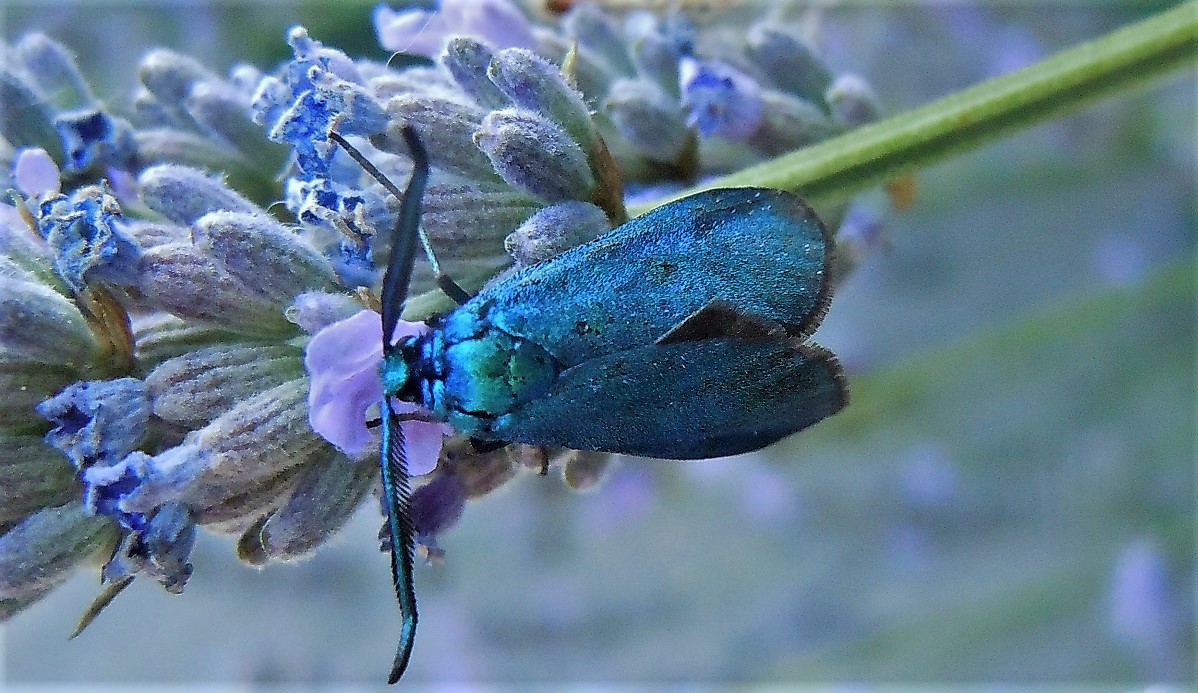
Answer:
[37, 377, 149, 471]
[37, 187, 142, 292]
[443, 38, 510, 109]
[138, 164, 260, 226]
[193, 211, 338, 305]
[0, 274, 99, 366]
[475, 108, 595, 203]
[146, 343, 303, 427]
[0, 502, 118, 603]
[680, 59, 764, 142]
[826, 74, 881, 130]
[101, 501, 195, 593]
[13, 148, 61, 198]
[53, 109, 136, 172]
[603, 78, 691, 163]
[746, 26, 833, 104]
[504, 200, 608, 267]
[487, 48, 597, 153]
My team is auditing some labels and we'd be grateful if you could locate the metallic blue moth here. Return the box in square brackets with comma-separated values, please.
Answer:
[338, 127, 846, 683]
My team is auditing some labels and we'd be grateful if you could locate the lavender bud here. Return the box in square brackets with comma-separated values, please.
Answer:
[123, 220, 191, 249]
[37, 377, 149, 470]
[138, 165, 260, 226]
[603, 78, 691, 163]
[629, 28, 681, 98]
[826, 74, 881, 129]
[0, 501, 118, 602]
[443, 441, 518, 499]
[286, 291, 364, 334]
[133, 127, 243, 170]
[136, 243, 295, 335]
[0, 275, 99, 366]
[0, 434, 77, 527]
[185, 379, 334, 510]
[562, 450, 614, 492]
[421, 179, 539, 257]
[146, 343, 303, 427]
[0, 357, 75, 428]
[184, 80, 274, 157]
[563, 4, 636, 75]
[443, 38, 509, 109]
[243, 456, 376, 563]
[487, 49, 597, 152]
[193, 211, 338, 304]
[681, 60, 764, 142]
[378, 95, 500, 180]
[131, 86, 179, 128]
[131, 314, 244, 370]
[197, 464, 303, 531]
[746, 26, 833, 103]
[14, 34, 96, 111]
[754, 91, 838, 154]
[0, 68, 59, 154]
[138, 49, 221, 114]
[0, 216, 59, 289]
[505, 200, 608, 267]
[475, 108, 594, 203]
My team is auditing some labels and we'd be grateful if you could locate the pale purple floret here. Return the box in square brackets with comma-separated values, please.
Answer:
[679, 58, 764, 141]
[373, 0, 535, 56]
[12, 148, 60, 197]
[305, 309, 446, 474]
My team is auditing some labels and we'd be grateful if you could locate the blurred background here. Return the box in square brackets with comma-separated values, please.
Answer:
[2, 0, 1194, 685]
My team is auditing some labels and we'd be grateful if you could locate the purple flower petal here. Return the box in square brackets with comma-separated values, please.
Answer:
[13, 148, 60, 197]
[305, 309, 440, 467]
[374, 0, 535, 56]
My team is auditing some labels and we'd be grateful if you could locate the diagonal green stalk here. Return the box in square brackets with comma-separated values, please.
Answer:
[630, 2, 1198, 216]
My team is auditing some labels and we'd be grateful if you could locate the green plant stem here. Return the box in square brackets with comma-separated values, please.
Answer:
[630, 2, 1198, 216]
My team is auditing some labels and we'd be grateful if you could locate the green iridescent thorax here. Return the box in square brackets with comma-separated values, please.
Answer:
[441, 326, 559, 418]
[381, 350, 411, 397]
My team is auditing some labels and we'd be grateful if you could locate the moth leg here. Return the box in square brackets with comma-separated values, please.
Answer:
[468, 437, 509, 454]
